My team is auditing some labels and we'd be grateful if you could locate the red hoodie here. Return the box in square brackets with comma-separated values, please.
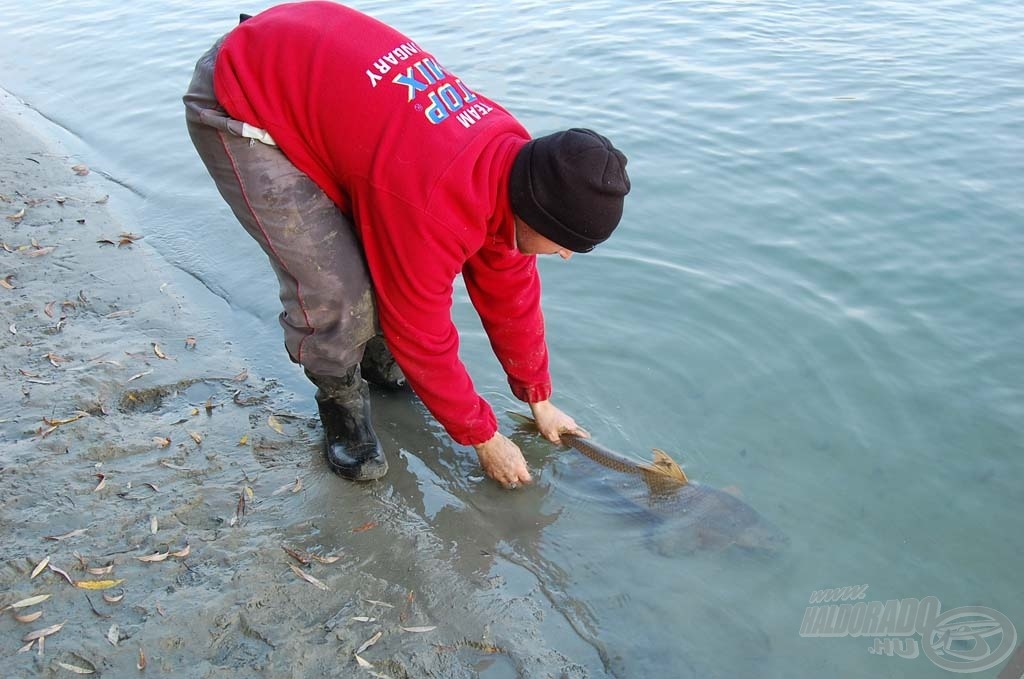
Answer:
[213, 1, 551, 445]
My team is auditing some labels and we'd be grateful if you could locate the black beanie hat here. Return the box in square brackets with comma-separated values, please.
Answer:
[509, 128, 630, 253]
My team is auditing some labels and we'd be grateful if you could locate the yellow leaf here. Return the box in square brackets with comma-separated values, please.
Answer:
[238, 434, 248, 446]
[267, 415, 284, 434]
[153, 343, 168, 359]
[74, 579, 124, 590]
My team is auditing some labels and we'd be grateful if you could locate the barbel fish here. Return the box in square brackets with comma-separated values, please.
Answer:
[509, 412, 788, 554]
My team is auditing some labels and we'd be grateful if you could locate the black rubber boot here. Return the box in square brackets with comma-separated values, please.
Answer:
[306, 366, 388, 481]
[359, 335, 407, 390]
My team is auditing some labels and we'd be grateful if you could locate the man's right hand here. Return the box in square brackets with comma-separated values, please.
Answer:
[473, 431, 532, 490]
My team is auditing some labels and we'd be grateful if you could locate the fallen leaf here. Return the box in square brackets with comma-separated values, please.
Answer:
[106, 623, 119, 647]
[152, 436, 171, 448]
[22, 621, 64, 642]
[87, 564, 113, 575]
[127, 369, 153, 382]
[352, 616, 377, 623]
[135, 552, 169, 563]
[102, 591, 124, 604]
[71, 164, 90, 176]
[14, 610, 43, 623]
[57, 662, 95, 674]
[17, 639, 35, 654]
[267, 415, 285, 434]
[9, 322, 16, 335]
[282, 546, 310, 565]
[1, 274, 14, 289]
[30, 556, 51, 579]
[149, 515, 158, 534]
[48, 564, 75, 585]
[272, 478, 302, 496]
[355, 654, 373, 668]
[185, 336, 196, 350]
[160, 461, 190, 471]
[362, 599, 394, 608]
[143, 482, 160, 492]
[352, 521, 378, 534]
[138, 646, 147, 670]
[190, 408, 199, 416]
[356, 630, 383, 654]
[204, 397, 214, 413]
[72, 551, 88, 568]
[45, 528, 87, 541]
[43, 301, 56, 317]
[153, 343, 168, 359]
[189, 431, 202, 445]
[401, 626, 437, 633]
[170, 544, 190, 558]
[244, 486, 254, 502]
[310, 553, 341, 565]
[233, 368, 248, 381]
[4, 594, 50, 610]
[6, 208, 26, 222]
[42, 412, 87, 427]
[96, 238, 116, 246]
[289, 564, 329, 591]
[75, 579, 124, 590]
[238, 434, 248, 446]
[26, 246, 55, 257]
[93, 474, 106, 492]
[44, 352, 67, 367]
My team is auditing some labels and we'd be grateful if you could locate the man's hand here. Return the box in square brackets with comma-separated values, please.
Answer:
[474, 432, 533, 489]
[529, 400, 589, 443]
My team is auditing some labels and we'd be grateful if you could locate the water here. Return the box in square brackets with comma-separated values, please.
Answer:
[2, 1, 1022, 675]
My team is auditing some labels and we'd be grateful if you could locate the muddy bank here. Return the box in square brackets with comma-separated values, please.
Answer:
[0, 90, 608, 678]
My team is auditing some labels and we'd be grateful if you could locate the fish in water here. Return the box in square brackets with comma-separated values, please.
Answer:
[509, 412, 788, 554]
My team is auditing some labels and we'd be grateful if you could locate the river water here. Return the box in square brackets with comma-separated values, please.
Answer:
[2, 1, 1022, 676]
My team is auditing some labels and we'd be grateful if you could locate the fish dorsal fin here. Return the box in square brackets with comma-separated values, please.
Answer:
[649, 448, 688, 485]
[506, 411, 538, 431]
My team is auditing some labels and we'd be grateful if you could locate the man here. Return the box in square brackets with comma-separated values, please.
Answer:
[183, 2, 630, 489]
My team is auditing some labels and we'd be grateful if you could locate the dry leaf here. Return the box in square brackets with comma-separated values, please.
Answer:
[17, 639, 35, 654]
[4, 594, 51, 610]
[152, 436, 171, 448]
[189, 431, 202, 445]
[135, 552, 169, 563]
[43, 301, 55, 317]
[138, 646, 147, 670]
[282, 546, 310, 565]
[1, 274, 15, 290]
[9, 322, 16, 335]
[30, 556, 51, 579]
[170, 544, 191, 558]
[356, 630, 383, 654]
[351, 616, 376, 623]
[57, 662, 95, 674]
[6, 207, 26, 222]
[190, 408, 199, 416]
[233, 368, 248, 381]
[144, 482, 160, 492]
[310, 553, 341, 565]
[93, 473, 106, 492]
[106, 623, 119, 647]
[22, 621, 64, 642]
[401, 626, 437, 633]
[14, 610, 44, 623]
[102, 591, 124, 604]
[45, 528, 87, 541]
[87, 564, 114, 575]
[74, 579, 124, 590]
[26, 246, 55, 257]
[160, 461, 190, 471]
[153, 343, 168, 359]
[149, 516, 158, 534]
[128, 369, 153, 382]
[289, 564, 329, 591]
[362, 599, 394, 608]
[244, 486, 255, 502]
[355, 654, 373, 668]
[272, 478, 302, 496]
[48, 564, 75, 585]
[42, 412, 87, 427]
[71, 164, 90, 176]
[352, 521, 378, 533]
[267, 415, 285, 434]
[238, 434, 248, 446]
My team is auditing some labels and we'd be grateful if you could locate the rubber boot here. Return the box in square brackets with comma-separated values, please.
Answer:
[306, 366, 388, 481]
[359, 335, 407, 390]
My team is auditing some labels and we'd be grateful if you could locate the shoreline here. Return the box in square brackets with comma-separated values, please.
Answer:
[0, 89, 605, 678]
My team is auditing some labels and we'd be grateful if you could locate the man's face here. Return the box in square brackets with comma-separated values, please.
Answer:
[514, 217, 574, 260]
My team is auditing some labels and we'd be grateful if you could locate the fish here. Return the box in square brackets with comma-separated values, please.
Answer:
[508, 412, 788, 554]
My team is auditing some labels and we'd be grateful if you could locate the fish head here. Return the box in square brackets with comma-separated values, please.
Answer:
[732, 518, 790, 555]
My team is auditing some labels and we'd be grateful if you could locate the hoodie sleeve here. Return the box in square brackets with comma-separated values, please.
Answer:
[462, 241, 553, 404]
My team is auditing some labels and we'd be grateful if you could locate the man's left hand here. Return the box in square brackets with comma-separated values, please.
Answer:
[529, 400, 589, 443]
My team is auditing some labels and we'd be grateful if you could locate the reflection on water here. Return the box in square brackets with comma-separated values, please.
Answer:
[2, 0, 1022, 675]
